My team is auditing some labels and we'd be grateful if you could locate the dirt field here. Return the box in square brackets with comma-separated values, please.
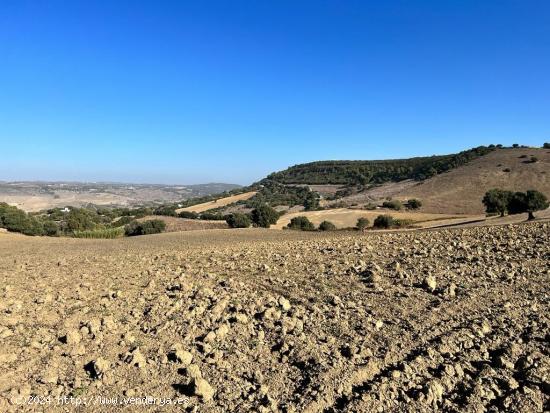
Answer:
[0, 222, 548, 412]
[273, 208, 468, 229]
[176, 191, 257, 214]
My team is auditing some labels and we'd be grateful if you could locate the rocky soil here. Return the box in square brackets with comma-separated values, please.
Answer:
[0, 223, 548, 412]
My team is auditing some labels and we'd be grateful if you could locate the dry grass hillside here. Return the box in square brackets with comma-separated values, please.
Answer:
[395, 148, 550, 214]
[176, 192, 257, 214]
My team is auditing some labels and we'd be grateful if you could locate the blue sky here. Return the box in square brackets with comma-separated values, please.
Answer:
[1, 1, 549, 185]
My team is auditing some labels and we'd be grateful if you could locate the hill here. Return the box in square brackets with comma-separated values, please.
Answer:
[394, 147, 550, 214]
[265, 146, 495, 185]
[0, 181, 241, 212]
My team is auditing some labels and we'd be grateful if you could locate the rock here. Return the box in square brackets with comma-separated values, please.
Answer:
[193, 377, 215, 401]
[62, 329, 81, 345]
[186, 364, 202, 379]
[423, 275, 437, 292]
[125, 347, 147, 369]
[279, 297, 292, 312]
[88, 358, 109, 379]
[169, 344, 193, 366]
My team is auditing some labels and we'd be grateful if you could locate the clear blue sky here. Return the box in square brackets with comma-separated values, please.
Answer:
[1, 1, 549, 185]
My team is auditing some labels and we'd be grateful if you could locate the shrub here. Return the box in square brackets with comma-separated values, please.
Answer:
[251, 204, 279, 228]
[528, 156, 538, 163]
[382, 200, 402, 210]
[356, 217, 370, 231]
[287, 216, 315, 231]
[178, 211, 199, 219]
[153, 205, 177, 217]
[373, 214, 394, 229]
[318, 220, 336, 231]
[407, 199, 422, 209]
[66, 208, 98, 232]
[125, 219, 166, 236]
[226, 213, 251, 228]
[200, 212, 226, 220]
[0, 203, 44, 235]
[363, 203, 377, 210]
[42, 220, 60, 236]
[111, 216, 135, 227]
[393, 219, 414, 228]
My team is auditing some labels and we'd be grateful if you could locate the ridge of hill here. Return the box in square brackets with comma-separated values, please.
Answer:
[264, 145, 496, 186]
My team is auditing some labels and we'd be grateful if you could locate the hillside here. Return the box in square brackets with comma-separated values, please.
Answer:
[0, 182, 241, 212]
[265, 146, 495, 185]
[395, 147, 550, 214]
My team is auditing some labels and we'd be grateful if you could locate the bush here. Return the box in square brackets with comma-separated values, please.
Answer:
[226, 213, 251, 228]
[178, 211, 199, 219]
[66, 208, 98, 232]
[393, 219, 414, 228]
[42, 220, 59, 236]
[0, 203, 44, 235]
[356, 217, 370, 231]
[287, 216, 315, 231]
[251, 204, 279, 228]
[407, 199, 422, 209]
[111, 216, 135, 227]
[153, 205, 177, 217]
[200, 212, 226, 220]
[125, 219, 166, 236]
[373, 214, 394, 229]
[528, 156, 538, 163]
[382, 200, 402, 210]
[363, 203, 377, 210]
[318, 220, 336, 231]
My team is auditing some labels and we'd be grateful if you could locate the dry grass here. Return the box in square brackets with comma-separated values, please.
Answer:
[272, 208, 468, 229]
[176, 191, 257, 214]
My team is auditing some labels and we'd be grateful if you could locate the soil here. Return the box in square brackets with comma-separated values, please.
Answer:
[0, 222, 548, 412]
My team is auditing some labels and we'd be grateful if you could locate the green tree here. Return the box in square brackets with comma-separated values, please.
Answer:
[287, 216, 315, 231]
[356, 217, 370, 231]
[178, 211, 199, 219]
[407, 199, 423, 209]
[482, 189, 512, 217]
[66, 208, 98, 232]
[125, 219, 166, 236]
[524, 190, 549, 220]
[251, 204, 279, 228]
[318, 220, 336, 231]
[303, 192, 320, 211]
[153, 205, 177, 217]
[373, 215, 394, 229]
[226, 213, 251, 228]
[543, 142, 550, 149]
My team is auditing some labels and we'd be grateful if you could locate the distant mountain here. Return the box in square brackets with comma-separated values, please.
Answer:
[0, 181, 241, 212]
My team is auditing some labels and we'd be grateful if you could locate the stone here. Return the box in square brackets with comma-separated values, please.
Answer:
[193, 377, 215, 401]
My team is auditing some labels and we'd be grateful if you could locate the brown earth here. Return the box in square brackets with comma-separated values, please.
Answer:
[0, 222, 548, 412]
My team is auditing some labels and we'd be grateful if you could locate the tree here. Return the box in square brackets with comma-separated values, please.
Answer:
[373, 215, 394, 229]
[226, 213, 251, 228]
[303, 192, 320, 211]
[524, 190, 549, 220]
[42, 220, 59, 236]
[482, 189, 512, 217]
[178, 211, 199, 219]
[153, 205, 177, 217]
[66, 208, 98, 232]
[125, 219, 166, 236]
[407, 199, 422, 209]
[356, 217, 370, 231]
[251, 204, 279, 228]
[543, 142, 550, 149]
[318, 220, 336, 231]
[287, 216, 315, 231]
